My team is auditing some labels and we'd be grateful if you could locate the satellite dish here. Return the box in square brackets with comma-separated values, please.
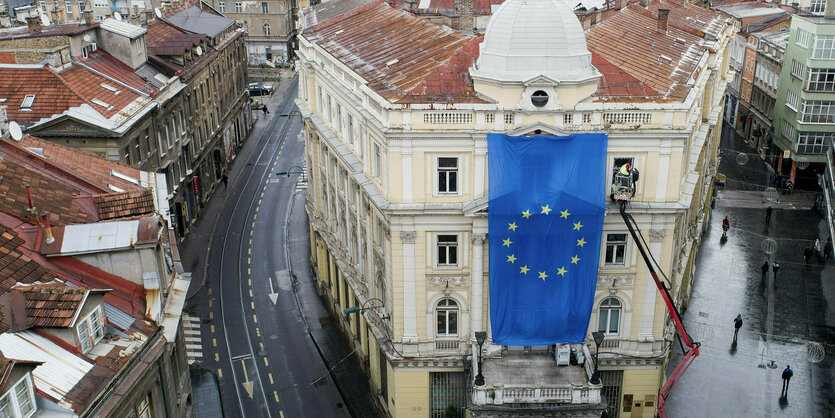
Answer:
[40, 13, 51, 26]
[8, 121, 23, 141]
[154, 7, 162, 18]
[83, 34, 92, 42]
[113, 11, 122, 21]
[195, 46, 202, 56]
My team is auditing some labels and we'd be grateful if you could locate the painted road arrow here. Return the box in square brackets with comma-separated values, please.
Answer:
[240, 359, 254, 398]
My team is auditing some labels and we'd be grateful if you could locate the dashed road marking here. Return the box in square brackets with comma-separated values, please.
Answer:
[274, 391, 279, 403]
[218, 369, 223, 379]
[253, 315, 258, 324]
[268, 373, 274, 384]
[264, 357, 269, 366]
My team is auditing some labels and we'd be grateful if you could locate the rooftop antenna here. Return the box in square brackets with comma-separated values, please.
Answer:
[154, 7, 162, 18]
[40, 12, 51, 26]
[8, 121, 22, 141]
[113, 11, 122, 21]
[83, 33, 92, 42]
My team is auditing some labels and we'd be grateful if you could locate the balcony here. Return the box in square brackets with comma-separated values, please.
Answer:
[471, 348, 604, 414]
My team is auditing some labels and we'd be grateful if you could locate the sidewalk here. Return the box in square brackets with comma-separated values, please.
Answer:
[663, 123, 835, 417]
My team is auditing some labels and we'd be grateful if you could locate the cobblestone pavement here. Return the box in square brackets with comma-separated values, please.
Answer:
[663, 123, 834, 417]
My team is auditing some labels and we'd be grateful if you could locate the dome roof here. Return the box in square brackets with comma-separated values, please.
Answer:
[471, 0, 600, 84]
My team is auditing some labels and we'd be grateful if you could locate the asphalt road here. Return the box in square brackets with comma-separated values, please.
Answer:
[189, 78, 351, 417]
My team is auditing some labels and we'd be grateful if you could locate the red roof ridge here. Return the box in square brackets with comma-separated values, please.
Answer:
[46, 65, 104, 117]
[1, 136, 109, 195]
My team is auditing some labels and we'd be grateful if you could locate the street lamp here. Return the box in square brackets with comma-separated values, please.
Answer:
[343, 297, 389, 320]
[590, 331, 605, 385]
[474, 331, 487, 386]
[276, 165, 306, 182]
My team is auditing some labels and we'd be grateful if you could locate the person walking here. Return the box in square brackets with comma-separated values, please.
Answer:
[221, 174, 228, 187]
[815, 238, 822, 260]
[733, 314, 743, 341]
[765, 205, 773, 225]
[761, 260, 769, 282]
[772, 261, 780, 285]
[804, 244, 814, 264]
[824, 238, 832, 262]
[781, 365, 793, 397]
[722, 216, 730, 238]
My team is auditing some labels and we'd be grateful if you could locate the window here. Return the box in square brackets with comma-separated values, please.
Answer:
[800, 100, 835, 123]
[812, 35, 835, 59]
[435, 298, 458, 336]
[437, 234, 458, 266]
[563, 113, 573, 125]
[78, 0, 83, 11]
[263, 22, 270, 36]
[810, 0, 826, 14]
[796, 132, 828, 154]
[347, 115, 354, 144]
[604, 233, 627, 265]
[235, 1, 241, 12]
[78, 306, 104, 353]
[807, 68, 835, 91]
[135, 37, 143, 55]
[600, 371, 624, 417]
[786, 90, 799, 111]
[20, 95, 35, 109]
[218, 1, 224, 12]
[437, 157, 458, 194]
[261, 1, 268, 12]
[791, 59, 805, 79]
[373, 143, 381, 178]
[0, 375, 36, 418]
[39, 1, 46, 10]
[796, 28, 811, 47]
[65, 1, 72, 12]
[430, 372, 466, 418]
[597, 297, 621, 335]
[781, 120, 795, 141]
[136, 394, 151, 418]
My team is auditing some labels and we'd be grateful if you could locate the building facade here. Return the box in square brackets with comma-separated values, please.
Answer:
[206, 0, 296, 64]
[297, 0, 733, 416]
[772, 10, 835, 186]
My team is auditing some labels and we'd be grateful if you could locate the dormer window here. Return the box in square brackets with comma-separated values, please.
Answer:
[77, 305, 104, 353]
[0, 374, 36, 418]
[20, 95, 35, 110]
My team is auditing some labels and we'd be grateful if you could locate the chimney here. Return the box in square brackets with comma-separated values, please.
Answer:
[592, 8, 602, 25]
[640, 0, 649, 7]
[145, 10, 154, 22]
[40, 212, 55, 244]
[658, 8, 670, 33]
[25, 185, 39, 225]
[26, 16, 41, 32]
[617, 0, 628, 9]
[791, 2, 799, 13]
[458, 0, 474, 32]
[83, 10, 94, 24]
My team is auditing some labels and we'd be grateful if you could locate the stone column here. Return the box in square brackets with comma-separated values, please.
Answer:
[470, 233, 486, 339]
[401, 231, 418, 344]
[639, 229, 664, 340]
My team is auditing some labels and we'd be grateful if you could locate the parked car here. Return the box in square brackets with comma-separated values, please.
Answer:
[248, 83, 273, 96]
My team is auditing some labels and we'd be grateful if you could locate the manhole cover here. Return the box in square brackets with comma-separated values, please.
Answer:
[764, 187, 778, 202]
[735, 152, 749, 166]
[761, 238, 778, 255]
[807, 342, 825, 363]
[270, 335, 279, 340]
[698, 312, 709, 318]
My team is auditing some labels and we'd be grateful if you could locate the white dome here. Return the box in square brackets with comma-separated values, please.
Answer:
[471, 0, 600, 84]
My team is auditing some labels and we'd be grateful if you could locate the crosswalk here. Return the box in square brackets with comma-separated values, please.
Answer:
[295, 160, 308, 193]
[183, 314, 203, 364]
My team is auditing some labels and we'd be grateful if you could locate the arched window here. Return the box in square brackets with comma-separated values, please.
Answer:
[598, 297, 621, 335]
[436, 299, 459, 337]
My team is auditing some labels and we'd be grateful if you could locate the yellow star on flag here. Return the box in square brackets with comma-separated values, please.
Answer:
[560, 209, 570, 219]
[521, 210, 532, 219]
[507, 254, 517, 263]
[508, 222, 518, 231]
[571, 255, 580, 264]
[576, 238, 586, 247]
[573, 221, 583, 231]
[538, 271, 548, 280]
[557, 266, 567, 276]
[520, 265, 530, 274]
[502, 238, 513, 247]
[540, 204, 552, 215]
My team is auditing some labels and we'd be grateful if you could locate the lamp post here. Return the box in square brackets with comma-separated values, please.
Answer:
[343, 298, 389, 320]
[591, 331, 605, 385]
[276, 165, 306, 182]
[474, 331, 487, 386]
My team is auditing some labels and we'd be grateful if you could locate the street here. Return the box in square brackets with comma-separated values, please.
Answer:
[180, 75, 377, 417]
[664, 123, 835, 417]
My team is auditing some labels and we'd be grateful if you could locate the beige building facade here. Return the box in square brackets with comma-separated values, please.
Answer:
[297, 0, 734, 416]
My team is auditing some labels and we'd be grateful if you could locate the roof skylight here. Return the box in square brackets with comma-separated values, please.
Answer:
[21, 94, 35, 109]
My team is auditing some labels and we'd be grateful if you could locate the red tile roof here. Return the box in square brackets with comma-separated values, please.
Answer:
[78, 50, 156, 94]
[306, 1, 487, 104]
[0, 23, 99, 41]
[0, 64, 142, 127]
[92, 189, 155, 221]
[18, 284, 86, 328]
[144, 19, 208, 56]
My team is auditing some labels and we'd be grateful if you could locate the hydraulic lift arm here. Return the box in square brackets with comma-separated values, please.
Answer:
[618, 201, 700, 418]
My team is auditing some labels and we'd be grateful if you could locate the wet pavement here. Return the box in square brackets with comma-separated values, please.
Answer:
[664, 123, 835, 417]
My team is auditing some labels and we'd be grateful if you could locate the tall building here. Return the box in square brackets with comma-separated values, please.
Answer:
[772, 7, 835, 186]
[206, 0, 296, 64]
[297, 0, 733, 416]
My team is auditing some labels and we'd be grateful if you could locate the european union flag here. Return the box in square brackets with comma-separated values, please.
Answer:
[488, 133, 607, 345]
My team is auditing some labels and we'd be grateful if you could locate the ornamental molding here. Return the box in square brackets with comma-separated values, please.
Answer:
[597, 275, 635, 287]
[649, 229, 665, 242]
[427, 276, 468, 287]
[400, 231, 416, 243]
[515, 85, 563, 111]
[471, 233, 486, 246]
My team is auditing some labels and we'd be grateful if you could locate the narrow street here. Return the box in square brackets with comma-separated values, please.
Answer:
[179, 75, 378, 417]
[664, 123, 835, 417]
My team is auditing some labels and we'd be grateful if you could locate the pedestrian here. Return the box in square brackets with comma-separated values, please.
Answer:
[733, 314, 743, 341]
[772, 261, 780, 283]
[824, 238, 832, 261]
[761, 260, 769, 282]
[781, 365, 793, 397]
[722, 216, 730, 238]
[262, 105, 268, 116]
[815, 238, 822, 260]
[221, 174, 228, 187]
[804, 244, 814, 264]
[765, 205, 773, 225]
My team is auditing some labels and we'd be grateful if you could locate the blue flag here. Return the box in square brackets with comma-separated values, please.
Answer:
[488, 133, 607, 346]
